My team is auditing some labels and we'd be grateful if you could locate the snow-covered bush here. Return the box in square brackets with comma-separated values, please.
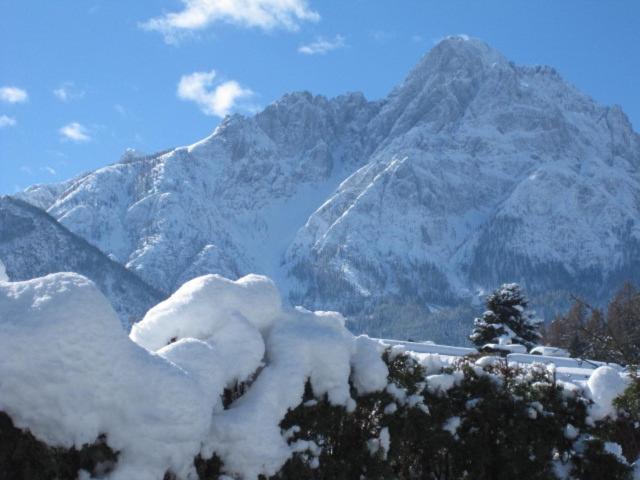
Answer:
[269, 353, 633, 480]
[0, 272, 219, 480]
[599, 370, 640, 472]
[0, 272, 636, 479]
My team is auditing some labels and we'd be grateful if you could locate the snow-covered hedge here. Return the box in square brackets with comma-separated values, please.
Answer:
[0, 271, 637, 479]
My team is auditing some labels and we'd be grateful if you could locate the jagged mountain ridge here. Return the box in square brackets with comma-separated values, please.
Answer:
[18, 37, 640, 341]
[0, 196, 165, 328]
[286, 38, 640, 313]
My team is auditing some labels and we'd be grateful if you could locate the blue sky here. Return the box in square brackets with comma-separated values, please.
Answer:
[1, 0, 639, 194]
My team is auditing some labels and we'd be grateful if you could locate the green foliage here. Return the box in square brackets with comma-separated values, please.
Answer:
[0, 412, 118, 480]
[470, 283, 542, 350]
[614, 370, 640, 418]
[193, 453, 223, 479]
[3, 354, 635, 480]
[261, 352, 633, 480]
[570, 438, 633, 480]
[609, 371, 640, 464]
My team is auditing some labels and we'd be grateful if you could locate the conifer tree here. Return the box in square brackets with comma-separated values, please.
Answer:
[470, 283, 542, 350]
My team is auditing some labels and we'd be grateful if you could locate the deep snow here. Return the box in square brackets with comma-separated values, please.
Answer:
[0, 269, 631, 479]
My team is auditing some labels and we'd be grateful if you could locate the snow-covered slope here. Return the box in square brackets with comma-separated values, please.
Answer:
[19, 37, 640, 341]
[0, 196, 164, 328]
[25, 94, 378, 295]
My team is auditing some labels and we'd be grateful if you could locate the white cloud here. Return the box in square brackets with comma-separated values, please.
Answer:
[53, 83, 85, 102]
[298, 34, 345, 55]
[0, 115, 16, 128]
[0, 87, 28, 104]
[142, 0, 320, 43]
[59, 122, 91, 142]
[42, 166, 57, 176]
[177, 70, 253, 117]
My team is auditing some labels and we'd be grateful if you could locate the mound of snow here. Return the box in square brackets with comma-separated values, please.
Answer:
[427, 372, 461, 394]
[157, 338, 227, 403]
[205, 307, 358, 478]
[132, 274, 394, 478]
[130, 273, 285, 390]
[1, 269, 398, 479]
[129, 273, 394, 478]
[0, 273, 216, 480]
[475, 355, 503, 368]
[587, 366, 629, 420]
[351, 336, 389, 395]
[131, 273, 281, 350]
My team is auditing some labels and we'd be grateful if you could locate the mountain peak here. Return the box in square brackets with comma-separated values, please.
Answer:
[414, 35, 509, 76]
[433, 34, 492, 49]
[390, 36, 512, 105]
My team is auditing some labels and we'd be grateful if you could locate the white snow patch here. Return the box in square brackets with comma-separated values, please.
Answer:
[1, 271, 380, 480]
[131, 273, 281, 350]
[384, 402, 398, 415]
[443, 416, 461, 436]
[587, 366, 629, 420]
[475, 355, 502, 368]
[351, 335, 389, 395]
[367, 427, 391, 460]
[564, 424, 579, 440]
[604, 442, 627, 464]
[203, 307, 356, 479]
[426, 373, 460, 394]
[0, 273, 216, 480]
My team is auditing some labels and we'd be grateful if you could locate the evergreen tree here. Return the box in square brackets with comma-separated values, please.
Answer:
[470, 283, 542, 350]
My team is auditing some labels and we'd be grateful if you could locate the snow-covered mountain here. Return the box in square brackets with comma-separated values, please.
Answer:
[18, 37, 640, 341]
[0, 196, 164, 328]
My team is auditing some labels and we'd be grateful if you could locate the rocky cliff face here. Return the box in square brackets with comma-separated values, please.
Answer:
[286, 38, 640, 316]
[0, 196, 164, 329]
[18, 37, 640, 341]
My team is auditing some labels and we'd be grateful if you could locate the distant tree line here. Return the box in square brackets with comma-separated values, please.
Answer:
[467, 280, 640, 367]
[544, 282, 640, 366]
